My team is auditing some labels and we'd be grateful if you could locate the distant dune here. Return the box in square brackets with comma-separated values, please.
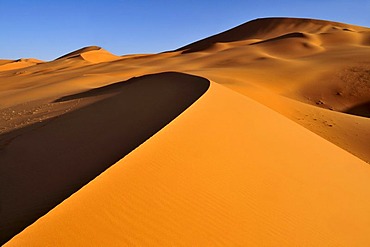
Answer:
[176, 17, 369, 53]
[1, 17, 370, 246]
[56, 46, 122, 63]
[0, 58, 43, 72]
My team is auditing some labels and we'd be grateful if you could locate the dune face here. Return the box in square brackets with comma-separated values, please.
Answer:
[1, 17, 370, 245]
[0, 72, 209, 244]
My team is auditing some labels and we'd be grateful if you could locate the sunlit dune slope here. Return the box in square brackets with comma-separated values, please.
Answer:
[0, 72, 209, 244]
[7, 82, 370, 246]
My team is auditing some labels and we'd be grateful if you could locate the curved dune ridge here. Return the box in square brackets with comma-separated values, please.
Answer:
[1, 17, 370, 245]
[0, 72, 209, 244]
[6, 82, 370, 246]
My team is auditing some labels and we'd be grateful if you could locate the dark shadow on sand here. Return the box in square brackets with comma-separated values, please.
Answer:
[344, 101, 370, 118]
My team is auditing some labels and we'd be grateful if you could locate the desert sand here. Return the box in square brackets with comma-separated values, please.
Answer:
[1, 17, 370, 246]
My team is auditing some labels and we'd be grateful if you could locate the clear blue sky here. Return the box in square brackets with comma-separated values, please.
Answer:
[1, 0, 369, 60]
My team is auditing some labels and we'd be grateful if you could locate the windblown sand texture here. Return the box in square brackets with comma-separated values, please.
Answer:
[1, 17, 370, 246]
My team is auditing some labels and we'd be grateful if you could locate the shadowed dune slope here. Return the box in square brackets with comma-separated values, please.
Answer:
[0, 72, 209, 245]
[7, 83, 370, 246]
[345, 101, 370, 118]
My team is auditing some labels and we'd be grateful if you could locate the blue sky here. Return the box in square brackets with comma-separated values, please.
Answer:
[1, 0, 369, 60]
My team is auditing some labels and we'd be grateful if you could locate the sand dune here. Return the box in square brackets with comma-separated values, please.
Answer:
[6, 82, 370, 246]
[0, 72, 209, 244]
[0, 58, 43, 72]
[249, 32, 324, 58]
[56, 46, 103, 59]
[176, 17, 368, 53]
[0, 60, 14, 66]
[56, 46, 122, 63]
[1, 17, 370, 245]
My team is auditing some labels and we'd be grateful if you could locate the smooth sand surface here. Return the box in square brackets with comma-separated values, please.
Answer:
[1, 17, 370, 245]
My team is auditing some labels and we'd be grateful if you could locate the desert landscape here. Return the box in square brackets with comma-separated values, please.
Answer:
[1, 17, 370, 246]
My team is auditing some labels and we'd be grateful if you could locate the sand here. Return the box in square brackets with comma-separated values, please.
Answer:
[0, 58, 43, 72]
[0, 72, 209, 243]
[1, 17, 370, 245]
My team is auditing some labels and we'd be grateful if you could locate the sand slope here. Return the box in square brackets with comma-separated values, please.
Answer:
[6, 82, 370, 246]
[1, 17, 370, 245]
[0, 72, 209, 244]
